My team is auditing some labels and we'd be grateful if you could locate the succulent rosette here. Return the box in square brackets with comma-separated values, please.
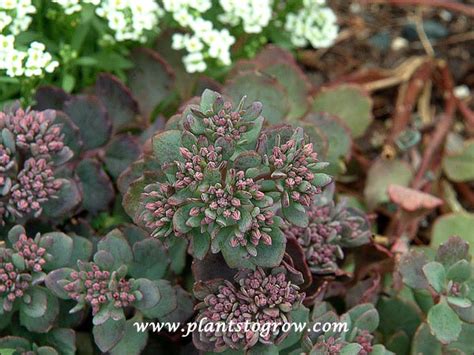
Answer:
[299, 302, 392, 355]
[193, 266, 306, 352]
[45, 227, 193, 353]
[0, 105, 75, 224]
[282, 185, 372, 274]
[122, 89, 332, 269]
[0, 225, 73, 333]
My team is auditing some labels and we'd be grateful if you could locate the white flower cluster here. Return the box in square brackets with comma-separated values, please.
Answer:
[0, 35, 58, 77]
[51, 0, 99, 15]
[0, 0, 35, 35]
[172, 19, 235, 73]
[218, 0, 273, 34]
[285, 0, 338, 48]
[166, 0, 236, 73]
[96, 0, 164, 42]
[51, 0, 164, 43]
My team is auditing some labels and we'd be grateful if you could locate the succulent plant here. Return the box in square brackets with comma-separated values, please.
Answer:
[193, 265, 306, 352]
[299, 302, 393, 355]
[0, 106, 76, 225]
[33, 74, 147, 219]
[121, 89, 332, 269]
[282, 185, 372, 274]
[398, 236, 474, 347]
[45, 227, 193, 353]
[0, 225, 74, 334]
[0, 329, 76, 355]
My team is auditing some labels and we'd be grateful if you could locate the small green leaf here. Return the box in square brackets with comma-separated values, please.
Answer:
[443, 140, 474, 182]
[432, 213, 474, 247]
[447, 259, 471, 283]
[340, 343, 363, 355]
[423, 262, 446, 293]
[191, 232, 211, 260]
[364, 158, 413, 209]
[447, 296, 472, 309]
[97, 230, 133, 270]
[427, 298, 462, 344]
[282, 203, 308, 228]
[93, 317, 126, 353]
[312, 85, 373, 138]
[398, 250, 429, 289]
[133, 279, 160, 310]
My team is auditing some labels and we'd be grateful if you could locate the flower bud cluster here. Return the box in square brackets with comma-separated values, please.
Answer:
[282, 200, 370, 274]
[0, 108, 67, 223]
[1, 107, 65, 154]
[270, 140, 320, 206]
[176, 143, 223, 190]
[10, 158, 61, 216]
[0, 249, 31, 311]
[283, 203, 342, 272]
[195, 267, 303, 351]
[63, 262, 136, 315]
[203, 101, 249, 142]
[13, 233, 46, 272]
[356, 330, 374, 355]
[199, 170, 263, 222]
[140, 183, 179, 238]
[313, 336, 344, 353]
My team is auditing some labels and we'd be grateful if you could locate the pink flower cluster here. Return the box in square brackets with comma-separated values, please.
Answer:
[197, 170, 264, 224]
[356, 330, 374, 355]
[14, 233, 47, 272]
[0, 108, 66, 223]
[314, 336, 344, 353]
[9, 158, 61, 216]
[196, 267, 303, 351]
[203, 101, 248, 142]
[283, 204, 342, 271]
[270, 140, 320, 206]
[63, 263, 136, 315]
[176, 144, 223, 190]
[230, 209, 274, 248]
[141, 183, 179, 238]
[0, 108, 64, 155]
[0, 252, 31, 311]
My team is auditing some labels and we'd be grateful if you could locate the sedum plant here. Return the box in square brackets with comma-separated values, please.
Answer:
[0, 225, 73, 333]
[193, 265, 308, 353]
[122, 89, 332, 269]
[33, 74, 145, 220]
[0, 328, 76, 355]
[298, 302, 393, 355]
[45, 227, 193, 353]
[0, 105, 75, 225]
[398, 236, 474, 349]
[282, 184, 371, 275]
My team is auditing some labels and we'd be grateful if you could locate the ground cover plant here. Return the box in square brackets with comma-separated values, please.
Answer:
[0, 0, 474, 354]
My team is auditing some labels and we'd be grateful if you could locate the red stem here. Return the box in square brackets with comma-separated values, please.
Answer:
[412, 63, 456, 189]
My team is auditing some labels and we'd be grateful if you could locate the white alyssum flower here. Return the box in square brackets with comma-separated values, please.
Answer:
[218, 0, 273, 34]
[1, 0, 35, 35]
[285, 1, 338, 48]
[0, 35, 58, 78]
[95, 0, 164, 43]
[183, 51, 206, 73]
[162, 0, 212, 26]
[170, 12, 235, 74]
[51, 0, 104, 14]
